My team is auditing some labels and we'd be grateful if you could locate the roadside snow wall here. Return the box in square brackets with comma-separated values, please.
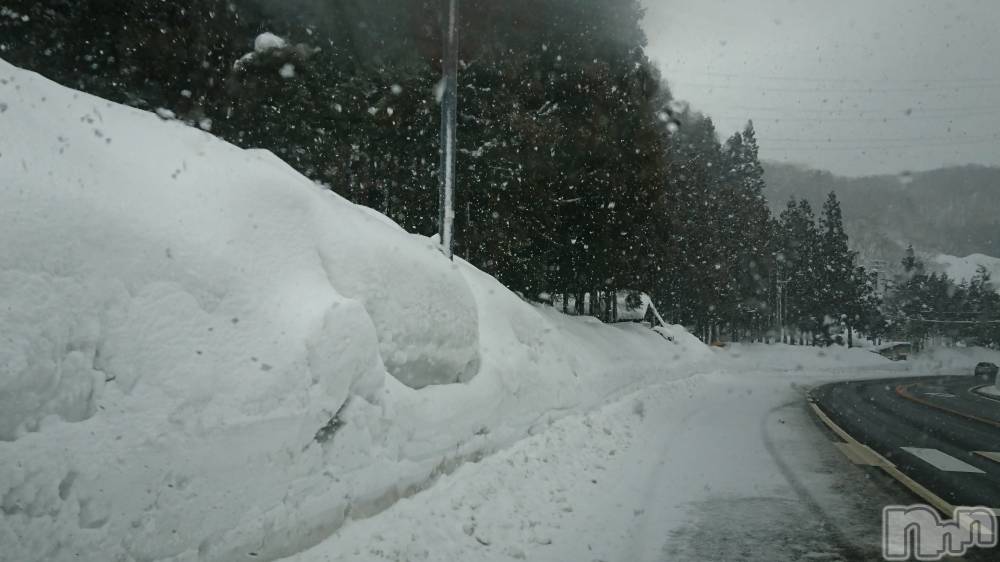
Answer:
[0, 58, 707, 562]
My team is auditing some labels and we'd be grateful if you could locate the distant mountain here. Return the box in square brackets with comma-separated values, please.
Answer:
[762, 162, 1000, 270]
[931, 253, 1000, 285]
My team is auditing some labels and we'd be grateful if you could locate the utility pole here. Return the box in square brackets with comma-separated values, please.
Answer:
[776, 265, 787, 344]
[777, 280, 783, 344]
[437, 0, 459, 260]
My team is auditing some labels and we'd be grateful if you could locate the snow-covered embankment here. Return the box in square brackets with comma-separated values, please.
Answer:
[0, 59, 708, 562]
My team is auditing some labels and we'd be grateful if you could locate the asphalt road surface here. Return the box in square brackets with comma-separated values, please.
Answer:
[811, 375, 1000, 560]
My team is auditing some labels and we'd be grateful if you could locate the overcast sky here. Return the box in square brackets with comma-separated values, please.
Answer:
[641, 0, 1000, 177]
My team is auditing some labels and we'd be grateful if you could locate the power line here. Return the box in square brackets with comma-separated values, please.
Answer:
[720, 105, 1000, 115]
[916, 310, 1000, 316]
[765, 138, 998, 151]
[713, 112, 1000, 123]
[760, 134, 998, 144]
[675, 81, 1000, 94]
[887, 315, 1000, 325]
[665, 68, 1000, 86]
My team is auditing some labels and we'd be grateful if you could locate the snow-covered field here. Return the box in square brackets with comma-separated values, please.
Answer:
[0, 59, 709, 562]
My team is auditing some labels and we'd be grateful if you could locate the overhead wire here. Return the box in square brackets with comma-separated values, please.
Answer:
[662, 70, 1000, 152]
[712, 113, 1000, 123]
[664, 68, 1000, 86]
[676, 81, 1000, 94]
[765, 139, 997, 152]
[760, 134, 997, 143]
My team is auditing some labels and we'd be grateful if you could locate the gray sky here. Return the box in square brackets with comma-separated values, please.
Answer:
[641, 0, 1000, 176]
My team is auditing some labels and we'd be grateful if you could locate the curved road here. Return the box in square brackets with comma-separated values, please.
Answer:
[811, 375, 1000, 511]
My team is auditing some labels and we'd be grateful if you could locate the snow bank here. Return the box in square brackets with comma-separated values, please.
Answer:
[282, 350, 912, 562]
[905, 346, 1000, 376]
[0, 58, 477, 561]
[713, 343, 901, 374]
[0, 59, 705, 562]
[981, 385, 1000, 397]
[717, 343, 1000, 380]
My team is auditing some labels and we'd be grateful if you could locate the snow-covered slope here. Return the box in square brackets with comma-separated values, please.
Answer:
[930, 253, 1000, 286]
[0, 59, 708, 562]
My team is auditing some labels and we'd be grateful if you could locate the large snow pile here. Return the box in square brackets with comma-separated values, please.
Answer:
[931, 252, 1000, 288]
[0, 59, 705, 562]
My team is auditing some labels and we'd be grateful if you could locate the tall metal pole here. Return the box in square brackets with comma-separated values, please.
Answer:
[438, 0, 459, 260]
[777, 264, 786, 344]
[779, 281, 785, 344]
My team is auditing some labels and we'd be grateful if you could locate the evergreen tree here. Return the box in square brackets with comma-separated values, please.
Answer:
[886, 247, 932, 346]
[4, 0, 889, 336]
[777, 198, 823, 343]
[817, 192, 857, 343]
[719, 121, 772, 339]
[659, 111, 729, 339]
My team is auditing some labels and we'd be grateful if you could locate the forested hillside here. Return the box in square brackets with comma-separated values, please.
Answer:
[763, 162, 1000, 262]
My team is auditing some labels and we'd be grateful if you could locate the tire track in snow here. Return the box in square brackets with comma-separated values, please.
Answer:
[760, 399, 869, 561]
